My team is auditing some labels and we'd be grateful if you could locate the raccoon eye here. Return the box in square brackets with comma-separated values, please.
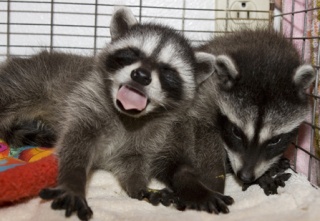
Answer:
[160, 65, 177, 76]
[114, 48, 141, 66]
[159, 65, 179, 83]
[232, 126, 242, 140]
[268, 137, 281, 146]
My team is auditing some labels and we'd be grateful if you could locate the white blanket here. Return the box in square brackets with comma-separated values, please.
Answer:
[1, 170, 319, 221]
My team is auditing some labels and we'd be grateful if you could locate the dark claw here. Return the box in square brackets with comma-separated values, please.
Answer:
[142, 188, 176, 207]
[174, 191, 233, 214]
[76, 198, 93, 221]
[149, 191, 161, 205]
[65, 204, 75, 217]
[159, 189, 174, 206]
[242, 183, 251, 191]
[207, 202, 218, 214]
[223, 195, 234, 205]
[175, 199, 187, 211]
[52, 196, 68, 210]
[137, 189, 150, 200]
[39, 188, 92, 221]
[140, 184, 233, 214]
[214, 193, 233, 214]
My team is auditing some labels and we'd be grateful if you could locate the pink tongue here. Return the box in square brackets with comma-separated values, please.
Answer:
[116, 86, 147, 111]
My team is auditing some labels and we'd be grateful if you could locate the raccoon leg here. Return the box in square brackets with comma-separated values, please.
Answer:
[149, 123, 234, 213]
[149, 122, 233, 213]
[39, 127, 99, 221]
[151, 157, 233, 213]
[242, 157, 292, 195]
[113, 152, 149, 200]
[39, 168, 93, 220]
[3, 119, 56, 147]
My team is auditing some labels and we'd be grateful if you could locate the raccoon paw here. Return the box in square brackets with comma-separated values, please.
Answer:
[242, 172, 292, 195]
[39, 188, 93, 221]
[175, 191, 234, 214]
[268, 157, 291, 176]
[141, 188, 176, 206]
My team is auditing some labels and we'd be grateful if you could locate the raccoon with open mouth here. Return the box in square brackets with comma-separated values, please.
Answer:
[145, 29, 315, 213]
[0, 7, 215, 220]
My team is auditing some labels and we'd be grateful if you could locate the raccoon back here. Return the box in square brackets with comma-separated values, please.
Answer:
[0, 51, 94, 146]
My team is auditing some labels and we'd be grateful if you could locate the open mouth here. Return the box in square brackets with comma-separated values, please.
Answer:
[116, 85, 148, 114]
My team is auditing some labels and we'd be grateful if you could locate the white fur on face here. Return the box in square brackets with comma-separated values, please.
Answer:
[157, 43, 195, 100]
[258, 109, 307, 144]
[224, 145, 243, 174]
[219, 100, 256, 142]
[108, 34, 160, 57]
[144, 70, 167, 113]
[245, 122, 255, 142]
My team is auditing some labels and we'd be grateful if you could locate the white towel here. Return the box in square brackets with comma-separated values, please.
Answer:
[1, 170, 319, 221]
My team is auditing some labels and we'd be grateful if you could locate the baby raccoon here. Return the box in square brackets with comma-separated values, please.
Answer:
[195, 29, 315, 194]
[0, 7, 215, 220]
[144, 29, 315, 213]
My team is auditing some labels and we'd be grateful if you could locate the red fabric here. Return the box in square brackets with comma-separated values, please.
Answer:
[0, 155, 58, 206]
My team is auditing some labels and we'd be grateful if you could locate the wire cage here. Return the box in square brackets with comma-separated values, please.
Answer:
[0, 0, 319, 187]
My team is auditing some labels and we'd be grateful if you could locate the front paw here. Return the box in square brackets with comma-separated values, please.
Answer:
[140, 188, 176, 207]
[176, 191, 234, 214]
[242, 172, 291, 195]
[39, 188, 93, 221]
[268, 157, 291, 176]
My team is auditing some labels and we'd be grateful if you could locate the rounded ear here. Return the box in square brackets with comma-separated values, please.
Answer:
[110, 7, 138, 40]
[194, 52, 215, 85]
[215, 55, 239, 90]
[293, 64, 315, 90]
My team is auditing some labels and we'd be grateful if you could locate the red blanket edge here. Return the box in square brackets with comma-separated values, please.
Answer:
[0, 154, 58, 206]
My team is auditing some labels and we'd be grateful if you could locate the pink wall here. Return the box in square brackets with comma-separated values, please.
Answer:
[282, 0, 318, 183]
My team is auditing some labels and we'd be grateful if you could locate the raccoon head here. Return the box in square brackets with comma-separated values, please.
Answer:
[97, 7, 214, 118]
[214, 54, 315, 183]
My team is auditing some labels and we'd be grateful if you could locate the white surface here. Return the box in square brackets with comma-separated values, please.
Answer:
[1, 170, 319, 221]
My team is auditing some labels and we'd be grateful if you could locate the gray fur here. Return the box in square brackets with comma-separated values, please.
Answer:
[195, 29, 315, 183]
[0, 7, 214, 220]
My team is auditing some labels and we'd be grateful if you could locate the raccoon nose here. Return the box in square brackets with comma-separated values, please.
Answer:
[237, 170, 255, 183]
[131, 68, 151, 86]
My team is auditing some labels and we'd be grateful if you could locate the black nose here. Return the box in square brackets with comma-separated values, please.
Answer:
[131, 68, 151, 86]
[237, 170, 255, 183]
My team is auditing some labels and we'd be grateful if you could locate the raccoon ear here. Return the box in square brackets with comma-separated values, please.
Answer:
[214, 55, 239, 90]
[194, 52, 215, 85]
[110, 7, 138, 40]
[293, 64, 315, 90]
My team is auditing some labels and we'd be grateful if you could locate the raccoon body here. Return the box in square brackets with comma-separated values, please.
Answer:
[0, 7, 215, 220]
[195, 29, 315, 184]
[0, 51, 94, 147]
